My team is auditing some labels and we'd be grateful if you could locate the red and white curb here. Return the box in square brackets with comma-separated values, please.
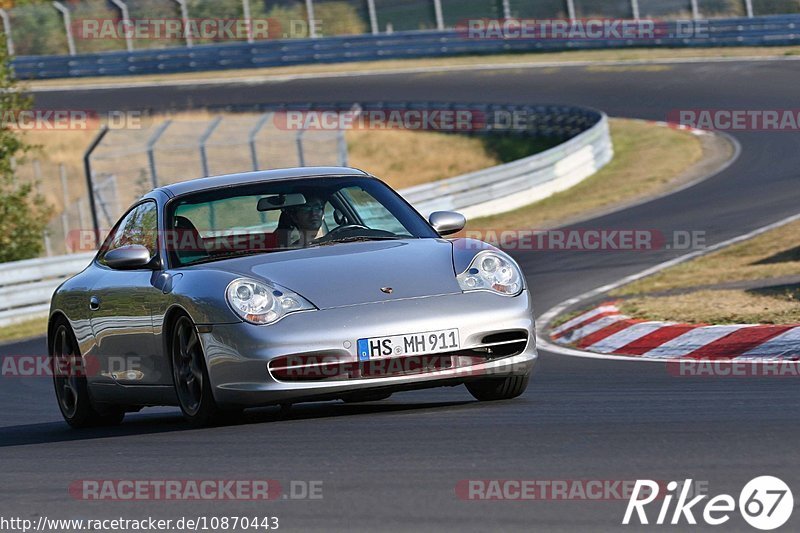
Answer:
[550, 303, 800, 361]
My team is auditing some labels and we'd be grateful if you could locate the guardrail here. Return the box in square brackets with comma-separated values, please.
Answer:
[0, 102, 612, 329]
[12, 15, 800, 80]
[405, 112, 611, 219]
[0, 252, 95, 327]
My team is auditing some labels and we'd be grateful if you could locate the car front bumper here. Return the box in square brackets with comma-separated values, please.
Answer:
[199, 290, 537, 407]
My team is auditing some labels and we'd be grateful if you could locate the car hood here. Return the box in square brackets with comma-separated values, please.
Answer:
[205, 239, 462, 309]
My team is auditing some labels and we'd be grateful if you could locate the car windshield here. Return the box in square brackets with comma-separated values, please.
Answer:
[166, 176, 438, 267]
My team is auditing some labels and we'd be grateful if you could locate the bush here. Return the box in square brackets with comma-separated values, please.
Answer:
[251, 1, 367, 38]
[9, 1, 67, 56]
[0, 41, 50, 262]
[752, 0, 800, 14]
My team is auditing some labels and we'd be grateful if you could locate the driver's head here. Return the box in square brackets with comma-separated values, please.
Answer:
[286, 194, 325, 233]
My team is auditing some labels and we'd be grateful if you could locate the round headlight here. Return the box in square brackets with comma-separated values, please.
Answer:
[457, 251, 524, 296]
[226, 278, 315, 325]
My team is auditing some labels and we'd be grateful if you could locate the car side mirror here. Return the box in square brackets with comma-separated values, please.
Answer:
[104, 245, 154, 270]
[429, 211, 466, 236]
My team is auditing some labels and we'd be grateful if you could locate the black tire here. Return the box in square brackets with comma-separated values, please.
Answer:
[465, 374, 530, 402]
[50, 318, 125, 428]
[170, 315, 220, 427]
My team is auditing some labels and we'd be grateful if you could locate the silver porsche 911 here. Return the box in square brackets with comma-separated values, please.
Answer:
[49, 167, 537, 427]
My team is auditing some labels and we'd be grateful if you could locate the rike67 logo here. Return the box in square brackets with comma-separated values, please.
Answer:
[623, 476, 793, 530]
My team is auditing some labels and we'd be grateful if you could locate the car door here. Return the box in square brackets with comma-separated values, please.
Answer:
[89, 201, 168, 386]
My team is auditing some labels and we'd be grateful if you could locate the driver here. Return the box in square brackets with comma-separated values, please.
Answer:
[277, 194, 326, 248]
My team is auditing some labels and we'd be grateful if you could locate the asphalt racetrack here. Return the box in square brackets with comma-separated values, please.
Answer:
[2, 60, 800, 531]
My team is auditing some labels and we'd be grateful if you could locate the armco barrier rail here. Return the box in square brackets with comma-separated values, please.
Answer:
[0, 103, 611, 328]
[0, 252, 95, 327]
[12, 15, 800, 80]
[406, 113, 611, 219]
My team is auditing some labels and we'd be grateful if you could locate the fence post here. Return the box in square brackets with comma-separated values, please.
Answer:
[249, 112, 272, 171]
[52, 2, 76, 56]
[78, 198, 88, 231]
[367, 0, 379, 35]
[93, 175, 116, 228]
[296, 130, 306, 167]
[84, 126, 110, 248]
[305, 0, 318, 38]
[501, 0, 511, 19]
[337, 129, 348, 167]
[199, 117, 223, 177]
[31, 179, 53, 256]
[690, 0, 700, 19]
[146, 120, 172, 188]
[565, 0, 576, 21]
[173, 0, 193, 47]
[44, 231, 53, 257]
[109, 175, 120, 220]
[242, 0, 254, 43]
[433, 0, 444, 30]
[631, 0, 640, 19]
[33, 158, 42, 182]
[59, 163, 70, 241]
[744, 0, 754, 17]
[110, 0, 134, 52]
[0, 9, 14, 56]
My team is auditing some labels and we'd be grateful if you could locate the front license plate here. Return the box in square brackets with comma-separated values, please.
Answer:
[357, 329, 460, 361]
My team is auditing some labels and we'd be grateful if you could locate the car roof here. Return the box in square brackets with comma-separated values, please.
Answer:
[158, 167, 371, 197]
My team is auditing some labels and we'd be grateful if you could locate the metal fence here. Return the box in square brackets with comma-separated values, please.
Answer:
[16, 112, 345, 257]
[1, 0, 797, 58]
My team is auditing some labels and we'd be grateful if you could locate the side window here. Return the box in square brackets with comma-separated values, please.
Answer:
[100, 202, 158, 265]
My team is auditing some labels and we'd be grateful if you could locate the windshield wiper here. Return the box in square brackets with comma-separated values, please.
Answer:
[183, 248, 283, 266]
[309, 235, 407, 247]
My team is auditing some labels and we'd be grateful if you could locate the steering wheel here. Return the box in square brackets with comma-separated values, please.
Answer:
[328, 224, 369, 235]
[310, 223, 371, 246]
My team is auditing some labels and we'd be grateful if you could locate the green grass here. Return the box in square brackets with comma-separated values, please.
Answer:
[618, 288, 800, 325]
[615, 219, 800, 296]
[611, 218, 800, 325]
[0, 317, 48, 345]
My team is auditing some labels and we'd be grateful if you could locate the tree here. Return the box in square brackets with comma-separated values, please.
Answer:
[5, 0, 66, 56]
[0, 39, 50, 262]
